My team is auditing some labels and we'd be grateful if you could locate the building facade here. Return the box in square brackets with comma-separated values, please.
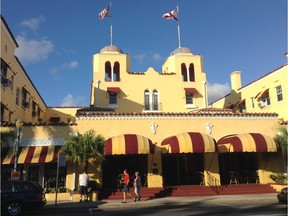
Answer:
[1, 16, 286, 192]
[209, 64, 288, 123]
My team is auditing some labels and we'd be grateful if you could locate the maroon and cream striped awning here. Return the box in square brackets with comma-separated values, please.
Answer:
[104, 134, 154, 155]
[161, 132, 216, 153]
[217, 133, 277, 153]
[1, 146, 61, 164]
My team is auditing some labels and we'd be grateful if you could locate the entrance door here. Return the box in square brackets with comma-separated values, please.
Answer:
[162, 153, 204, 186]
[102, 155, 148, 189]
[219, 152, 258, 184]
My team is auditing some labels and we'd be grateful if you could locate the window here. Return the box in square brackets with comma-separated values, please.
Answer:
[10, 75, 14, 90]
[1, 59, 12, 88]
[28, 165, 39, 183]
[144, 90, 150, 110]
[186, 93, 193, 105]
[189, 63, 195, 82]
[152, 90, 159, 110]
[16, 88, 20, 106]
[1, 58, 8, 77]
[261, 91, 270, 106]
[144, 90, 160, 111]
[105, 61, 112, 81]
[181, 63, 195, 82]
[276, 85, 283, 102]
[181, 63, 187, 81]
[239, 100, 246, 112]
[251, 97, 255, 108]
[32, 101, 37, 117]
[113, 62, 120, 81]
[21, 88, 29, 108]
[109, 92, 117, 105]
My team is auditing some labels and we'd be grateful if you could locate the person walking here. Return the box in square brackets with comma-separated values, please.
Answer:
[122, 169, 135, 203]
[79, 169, 89, 202]
[134, 171, 141, 201]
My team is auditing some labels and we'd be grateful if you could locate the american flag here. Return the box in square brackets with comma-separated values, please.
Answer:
[162, 7, 178, 21]
[99, 6, 110, 20]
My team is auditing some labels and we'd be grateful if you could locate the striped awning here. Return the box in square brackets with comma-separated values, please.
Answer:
[217, 133, 277, 153]
[161, 132, 216, 153]
[104, 134, 154, 155]
[1, 146, 61, 164]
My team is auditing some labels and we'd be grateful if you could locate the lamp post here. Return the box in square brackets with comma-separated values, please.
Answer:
[14, 119, 24, 172]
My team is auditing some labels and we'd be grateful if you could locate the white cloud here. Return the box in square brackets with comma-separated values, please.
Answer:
[20, 16, 45, 32]
[67, 61, 79, 69]
[60, 94, 85, 106]
[207, 82, 230, 104]
[15, 35, 54, 63]
[50, 61, 79, 75]
[152, 53, 162, 61]
[134, 52, 163, 64]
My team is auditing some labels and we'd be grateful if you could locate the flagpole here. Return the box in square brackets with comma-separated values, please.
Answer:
[110, 1, 113, 46]
[110, 18, 113, 46]
[177, 5, 181, 48]
[177, 23, 181, 48]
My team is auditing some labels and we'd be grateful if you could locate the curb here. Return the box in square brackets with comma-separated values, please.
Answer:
[46, 193, 278, 209]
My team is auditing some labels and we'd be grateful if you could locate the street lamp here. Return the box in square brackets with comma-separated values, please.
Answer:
[14, 119, 24, 172]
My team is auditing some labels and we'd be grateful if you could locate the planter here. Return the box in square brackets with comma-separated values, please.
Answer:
[70, 191, 98, 202]
[45, 192, 71, 202]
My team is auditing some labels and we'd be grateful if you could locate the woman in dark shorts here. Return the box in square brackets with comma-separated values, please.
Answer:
[122, 169, 135, 203]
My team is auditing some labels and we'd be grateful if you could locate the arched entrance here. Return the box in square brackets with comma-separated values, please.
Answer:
[217, 133, 278, 185]
[102, 154, 147, 188]
[161, 132, 216, 186]
[162, 153, 204, 186]
[102, 134, 154, 189]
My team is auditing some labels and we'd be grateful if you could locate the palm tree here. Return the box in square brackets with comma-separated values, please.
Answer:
[61, 130, 105, 171]
[274, 127, 288, 157]
[274, 126, 288, 173]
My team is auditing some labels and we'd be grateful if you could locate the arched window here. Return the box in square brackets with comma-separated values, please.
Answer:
[105, 61, 112, 81]
[181, 63, 187, 81]
[189, 63, 195, 82]
[152, 90, 159, 110]
[113, 62, 120, 81]
[144, 90, 150, 110]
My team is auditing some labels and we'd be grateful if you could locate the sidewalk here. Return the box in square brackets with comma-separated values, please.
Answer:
[46, 193, 278, 209]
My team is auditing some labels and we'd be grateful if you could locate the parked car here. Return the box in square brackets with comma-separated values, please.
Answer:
[277, 187, 287, 204]
[1, 180, 46, 216]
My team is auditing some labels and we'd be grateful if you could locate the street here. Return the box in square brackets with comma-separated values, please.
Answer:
[27, 199, 287, 216]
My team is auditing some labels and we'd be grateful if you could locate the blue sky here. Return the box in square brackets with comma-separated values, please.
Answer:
[1, 0, 287, 106]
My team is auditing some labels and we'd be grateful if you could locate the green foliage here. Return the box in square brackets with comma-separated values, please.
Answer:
[60, 130, 105, 170]
[270, 173, 287, 184]
[274, 127, 288, 156]
[44, 187, 71, 194]
[1, 129, 16, 149]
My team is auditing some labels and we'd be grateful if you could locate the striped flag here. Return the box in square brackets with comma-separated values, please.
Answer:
[99, 6, 110, 20]
[162, 7, 178, 21]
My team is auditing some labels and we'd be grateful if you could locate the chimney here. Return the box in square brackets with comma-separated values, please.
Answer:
[230, 71, 242, 91]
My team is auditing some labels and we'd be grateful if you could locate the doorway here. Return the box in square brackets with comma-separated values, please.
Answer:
[102, 154, 148, 189]
[162, 153, 204, 186]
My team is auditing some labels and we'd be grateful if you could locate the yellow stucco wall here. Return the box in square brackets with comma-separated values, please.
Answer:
[210, 65, 288, 121]
[91, 47, 208, 112]
[1, 17, 47, 124]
